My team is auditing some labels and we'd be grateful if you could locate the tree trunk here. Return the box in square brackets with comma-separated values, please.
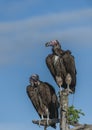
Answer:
[59, 90, 92, 130]
[60, 89, 69, 130]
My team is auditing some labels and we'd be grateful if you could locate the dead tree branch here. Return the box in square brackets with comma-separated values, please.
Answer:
[60, 89, 69, 130]
[32, 118, 59, 127]
[70, 124, 92, 130]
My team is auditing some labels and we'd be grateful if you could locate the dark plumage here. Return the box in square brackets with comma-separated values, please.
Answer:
[45, 40, 77, 93]
[26, 74, 58, 128]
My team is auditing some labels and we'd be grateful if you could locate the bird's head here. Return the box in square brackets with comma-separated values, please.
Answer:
[45, 40, 60, 47]
[29, 74, 39, 86]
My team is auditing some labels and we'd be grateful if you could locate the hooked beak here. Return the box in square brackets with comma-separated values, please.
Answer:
[45, 42, 51, 47]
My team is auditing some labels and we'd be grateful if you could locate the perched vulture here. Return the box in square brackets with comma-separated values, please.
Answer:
[45, 40, 77, 93]
[26, 74, 58, 128]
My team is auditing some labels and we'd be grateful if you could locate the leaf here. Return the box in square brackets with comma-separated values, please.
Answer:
[68, 105, 85, 124]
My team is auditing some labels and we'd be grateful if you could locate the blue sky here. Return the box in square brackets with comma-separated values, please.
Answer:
[0, 0, 92, 130]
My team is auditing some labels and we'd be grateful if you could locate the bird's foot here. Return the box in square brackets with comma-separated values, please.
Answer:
[62, 108, 67, 112]
[66, 88, 73, 94]
[46, 118, 49, 126]
[39, 115, 44, 127]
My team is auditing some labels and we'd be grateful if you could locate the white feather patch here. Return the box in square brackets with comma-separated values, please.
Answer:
[54, 55, 59, 65]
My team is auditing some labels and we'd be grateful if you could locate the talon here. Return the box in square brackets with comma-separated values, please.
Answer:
[66, 88, 73, 94]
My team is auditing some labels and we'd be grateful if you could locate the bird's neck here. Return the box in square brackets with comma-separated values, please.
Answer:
[35, 81, 40, 86]
[52, 46, 63, 56]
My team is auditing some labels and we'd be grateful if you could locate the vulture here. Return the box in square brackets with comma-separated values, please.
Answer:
[26, 74, 58, 128]
[45, 40, 77, 93]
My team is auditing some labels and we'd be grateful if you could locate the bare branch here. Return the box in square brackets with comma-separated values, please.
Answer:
[70, 125, 84, 130]
[32, 118, 59, 127]
[70, 124, 92, 130]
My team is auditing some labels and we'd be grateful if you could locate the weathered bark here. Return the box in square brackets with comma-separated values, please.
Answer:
[70, 124, 92, 130]
[59, 90, 92, 130]
[32, 118, 59, 127]
[60, 89, 69, 130]
[82, 125, 92, 130]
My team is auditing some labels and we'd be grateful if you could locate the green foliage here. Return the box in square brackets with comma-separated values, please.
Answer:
[68, 105, 85, 124]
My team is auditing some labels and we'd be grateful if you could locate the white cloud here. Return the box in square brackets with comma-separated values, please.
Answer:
[0, 8, 92, 66]
[0, 8, 91, 45]
[0, 8, 92, 32]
